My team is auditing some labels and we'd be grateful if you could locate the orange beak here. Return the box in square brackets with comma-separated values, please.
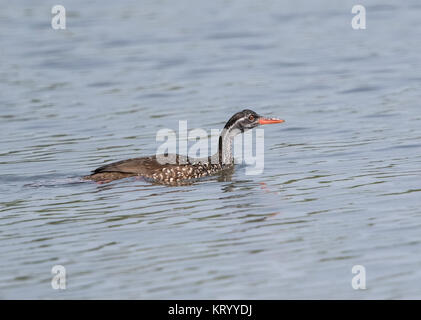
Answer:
[258, 117, 285, 125]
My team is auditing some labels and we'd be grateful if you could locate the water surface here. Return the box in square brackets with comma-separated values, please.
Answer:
[1, 0, 421, 299]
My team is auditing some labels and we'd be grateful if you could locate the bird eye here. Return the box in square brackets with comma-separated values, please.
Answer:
[248, 115, 255, 121]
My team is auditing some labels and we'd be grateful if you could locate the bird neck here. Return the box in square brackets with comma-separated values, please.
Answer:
[218, 127, 241, 165]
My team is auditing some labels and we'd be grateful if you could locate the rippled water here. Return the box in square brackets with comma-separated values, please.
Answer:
[1, 0, 421, 299]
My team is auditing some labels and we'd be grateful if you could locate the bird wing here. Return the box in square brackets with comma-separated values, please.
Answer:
[92, 154, 191, 175]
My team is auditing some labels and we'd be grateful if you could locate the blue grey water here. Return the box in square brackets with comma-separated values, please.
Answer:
[1, 0, 421, 299]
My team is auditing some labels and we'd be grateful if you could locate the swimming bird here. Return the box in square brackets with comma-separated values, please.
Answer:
[84, 109, 284, 184]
